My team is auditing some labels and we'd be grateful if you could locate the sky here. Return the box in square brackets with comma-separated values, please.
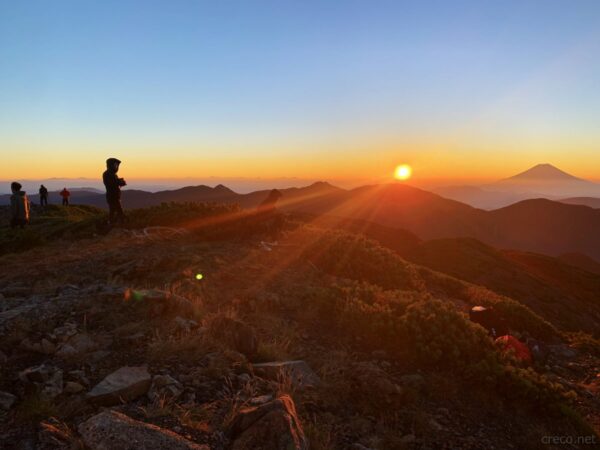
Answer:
[1, 0, 600, 187]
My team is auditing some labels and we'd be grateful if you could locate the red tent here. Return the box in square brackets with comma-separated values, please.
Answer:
[495, 335, 532, 363]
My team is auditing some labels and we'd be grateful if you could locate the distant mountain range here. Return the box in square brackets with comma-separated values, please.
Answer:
[559, 197, 600, 209]
[3, 166, 600, 260]
[434, 164, 600, 209]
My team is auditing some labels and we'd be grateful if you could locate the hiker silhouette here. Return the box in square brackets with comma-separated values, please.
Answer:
[39, 184, 48, 206]
[60, 187, 70, 206]
[10, 182, 30, 229]
[103, 157, 127, 225]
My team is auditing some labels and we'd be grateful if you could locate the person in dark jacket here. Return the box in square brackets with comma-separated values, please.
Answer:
[103, 157, 127, 224]
[10, 182, 30, 228]
[60, 188, 70, 206]
[39, 185, 48, 206]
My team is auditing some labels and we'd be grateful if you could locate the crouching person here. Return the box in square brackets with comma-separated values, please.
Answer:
[10, 182, 30, 229]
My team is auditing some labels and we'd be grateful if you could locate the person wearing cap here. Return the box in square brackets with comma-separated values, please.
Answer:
[102, 157, 127, 224]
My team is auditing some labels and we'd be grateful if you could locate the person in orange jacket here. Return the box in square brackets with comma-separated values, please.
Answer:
[60, 187, 71, 206]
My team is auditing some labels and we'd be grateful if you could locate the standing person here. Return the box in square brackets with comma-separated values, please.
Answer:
[10, 182, 30, 229]
[39, 185, 49, 206]
[102, 158, 127, 225]
[60, 187, 70, 206]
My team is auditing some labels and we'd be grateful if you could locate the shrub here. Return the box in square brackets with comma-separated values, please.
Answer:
[303, 231, 421, 291]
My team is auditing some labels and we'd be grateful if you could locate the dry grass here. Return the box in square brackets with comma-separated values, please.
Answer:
[303, 416, 337, 450]
[255, 337, 292, 362]
[40, 418, 84, 449]
[138, 394, 177, 419]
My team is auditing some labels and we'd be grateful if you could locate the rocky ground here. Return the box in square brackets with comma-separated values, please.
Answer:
[0, 209, 599, 449]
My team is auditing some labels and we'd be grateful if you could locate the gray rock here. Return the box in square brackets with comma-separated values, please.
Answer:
[548, 344, 578, 359]
[64, 381, 85, 394]
[0, 391, 17, 410]
[88, 350, 111, 362]
[19, 364, 64, 398]
[87, 366, 151, 405]
[69, 369, 90, 386]
[148, 375, 184, 402]
[400, 373, 425, 388]
[41, 338, 56, 355]
[351, 444, 375, 450]
[252, 361, 320, 388]
[78, 410, 208, 450]
[0, 305, 33, 325]
[52, 323, 78, 341]
[57, 333, 97, 357]
[229, 395, 308, 450]
[249, 394, 273, 406]
[175, 316, 198, 333]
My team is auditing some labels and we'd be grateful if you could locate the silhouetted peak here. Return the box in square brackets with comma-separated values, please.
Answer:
[305, 181, 339, 191]
[507, 164, 582, 181]
[214, 184, 234, 193]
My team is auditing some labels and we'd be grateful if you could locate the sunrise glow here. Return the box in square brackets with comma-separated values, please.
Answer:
[394, 164, 413, 181]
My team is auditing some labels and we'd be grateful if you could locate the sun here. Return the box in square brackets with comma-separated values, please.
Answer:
[394, 164, 412, 181]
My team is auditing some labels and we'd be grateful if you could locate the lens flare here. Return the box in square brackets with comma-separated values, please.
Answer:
[195, 273, 204, 280]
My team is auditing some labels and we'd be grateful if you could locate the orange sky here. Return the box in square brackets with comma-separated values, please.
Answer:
[2, 135, 599, 186]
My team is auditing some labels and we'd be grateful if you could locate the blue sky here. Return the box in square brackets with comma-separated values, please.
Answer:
[1, 0, 600, 182]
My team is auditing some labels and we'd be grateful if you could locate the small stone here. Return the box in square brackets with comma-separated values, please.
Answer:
[147, 375, 183, 402]
[64, 381, 85, 394]
[252, 361, 320, 388]
[400, 434, 416, 444]
[249, 394, 273, 406]
[41, 339, 56, 355]
[0, 391, 17, 410]
[400, 373, 425, 388]
[237, 373, 252, 384]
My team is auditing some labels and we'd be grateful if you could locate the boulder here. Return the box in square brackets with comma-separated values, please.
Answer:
[229, 395, 307, 450]
[19, 364, 63, 398]
[87, 366, 151, 405]
[78, 410, 208, 450]
[147, 375, 184, 402]
[252, 361, 320, 388]
[57, 333, 97, 357]
[64, 381, 85, 394]
[0, 391, 17, 410]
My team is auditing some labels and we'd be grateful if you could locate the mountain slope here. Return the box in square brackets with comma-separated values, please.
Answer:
[405, 237, 600, 335]
[0, 203, 598, 446]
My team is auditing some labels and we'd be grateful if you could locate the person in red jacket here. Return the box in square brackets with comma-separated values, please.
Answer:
[60, 187, 71, 206]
